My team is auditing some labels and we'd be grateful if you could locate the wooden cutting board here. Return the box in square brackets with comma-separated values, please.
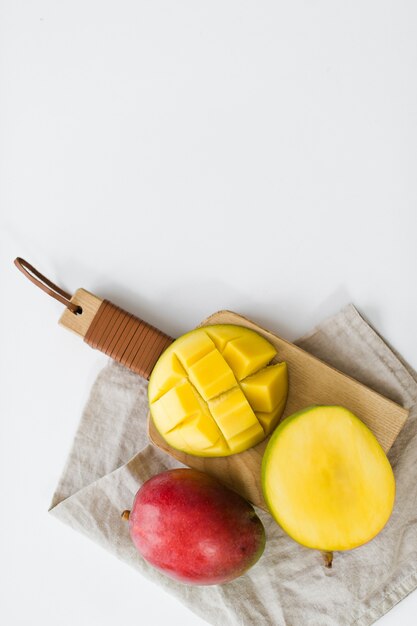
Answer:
[148, 310, 409, 510]
[14, 258, 409, 512]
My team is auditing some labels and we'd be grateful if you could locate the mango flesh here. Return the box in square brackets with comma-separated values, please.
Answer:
[262, 406, 396, 552]
[127, 469, 266, 585]
[148, 325, 288, 456]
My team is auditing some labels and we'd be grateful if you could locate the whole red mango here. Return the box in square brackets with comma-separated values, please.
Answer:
[123, 468, 265, 585]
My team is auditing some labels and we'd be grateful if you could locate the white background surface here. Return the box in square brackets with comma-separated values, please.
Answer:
[1, 2, 417, 625]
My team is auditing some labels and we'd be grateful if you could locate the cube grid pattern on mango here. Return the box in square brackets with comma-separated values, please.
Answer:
[148, 325, 288, 456]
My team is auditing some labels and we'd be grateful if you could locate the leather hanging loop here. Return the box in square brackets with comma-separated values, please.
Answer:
[14, 257, 81, 314]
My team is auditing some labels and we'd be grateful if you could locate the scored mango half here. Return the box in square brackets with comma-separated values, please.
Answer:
[148, 325, 288, 456]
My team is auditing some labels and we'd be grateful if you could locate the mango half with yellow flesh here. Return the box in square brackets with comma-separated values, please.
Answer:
[148, 325, 288, 456]
[262, 406, 395, 554]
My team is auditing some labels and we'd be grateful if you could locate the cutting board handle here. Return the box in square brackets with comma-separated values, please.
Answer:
[14, 258, 173, 379]
[82, 297, 173, 379]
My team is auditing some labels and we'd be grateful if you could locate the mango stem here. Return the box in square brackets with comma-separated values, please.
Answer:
[121, 510, 131, 521]
[322, 551, 333, 568]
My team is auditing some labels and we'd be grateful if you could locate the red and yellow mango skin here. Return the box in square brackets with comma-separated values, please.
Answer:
[127, 469, 266, 585]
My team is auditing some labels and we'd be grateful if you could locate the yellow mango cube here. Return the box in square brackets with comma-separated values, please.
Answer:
[240, 362, 288, 413]
[174, 332, 215, 368]
[163, 427, 187, 451]
[188, 349, 236, 401]
[204, 437, 229, 456]
[228, 422, 265, 454]
[151, 380, 202, 433]
[222, 334, 277, 380]
[205, 325, 242, 351]
[179, 413, 223, 451]
[208, 387, 261, 440]
[255, 397, 288, 434]
[148, 353, 187, 403]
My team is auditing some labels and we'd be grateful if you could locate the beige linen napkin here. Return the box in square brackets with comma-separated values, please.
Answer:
[49, 304, 417, 626]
